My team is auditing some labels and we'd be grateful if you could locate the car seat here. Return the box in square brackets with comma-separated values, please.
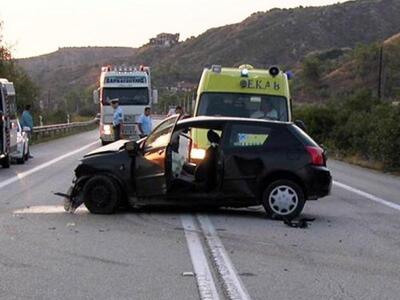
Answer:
[194, 130, 220, 190]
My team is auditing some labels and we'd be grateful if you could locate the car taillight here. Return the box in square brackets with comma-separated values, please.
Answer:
[306, 146, 325, 166]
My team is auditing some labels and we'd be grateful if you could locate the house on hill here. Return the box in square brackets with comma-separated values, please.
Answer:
[149, 33, 180, 48]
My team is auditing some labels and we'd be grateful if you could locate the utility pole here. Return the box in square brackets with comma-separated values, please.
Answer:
[378, 45, 384, 100]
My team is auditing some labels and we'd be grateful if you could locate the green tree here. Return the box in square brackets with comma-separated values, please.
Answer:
[0, 20, 39, 114]
[302, 56, 322, 87]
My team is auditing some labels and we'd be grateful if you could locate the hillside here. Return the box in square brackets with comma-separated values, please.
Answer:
[18, 46, 135, 74]
[17, 0, 400, 107]
[138, 0, 400, 84]
[17, 47, 136, 102]
[296, 31, 400, 102]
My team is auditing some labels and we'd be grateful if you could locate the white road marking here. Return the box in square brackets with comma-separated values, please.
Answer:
[181, 215, 220, 300]
[197, 215, 252, 300]
[13, 205, 87, 214]
[0, 141, 98, 190]
[334, 181, 400, 211]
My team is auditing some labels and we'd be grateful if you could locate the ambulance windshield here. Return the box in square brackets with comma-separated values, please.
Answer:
[197, 92, 289, 121]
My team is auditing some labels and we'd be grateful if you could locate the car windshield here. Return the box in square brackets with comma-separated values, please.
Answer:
[197, 92, 289, 121]
[145, 116, 179, 150]
[102, 88, 149, 106]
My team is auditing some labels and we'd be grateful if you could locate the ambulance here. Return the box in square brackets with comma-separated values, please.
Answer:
[191, 64, 293, 158]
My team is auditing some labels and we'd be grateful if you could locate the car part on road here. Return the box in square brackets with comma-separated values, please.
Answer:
[283, 217, 316, 228]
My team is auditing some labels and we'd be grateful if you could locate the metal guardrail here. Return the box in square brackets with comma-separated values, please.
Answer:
[31, 115, 167, 141]
[32, 119, 98, 140]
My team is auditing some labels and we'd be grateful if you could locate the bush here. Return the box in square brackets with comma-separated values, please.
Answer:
[294, 92, 400, 171]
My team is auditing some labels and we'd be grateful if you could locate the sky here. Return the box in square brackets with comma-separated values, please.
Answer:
[1, 0, 348, 58]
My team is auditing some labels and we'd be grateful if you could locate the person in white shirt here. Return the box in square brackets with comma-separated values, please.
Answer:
[111, 99, 123, 140]
[251, 100, 278, 120]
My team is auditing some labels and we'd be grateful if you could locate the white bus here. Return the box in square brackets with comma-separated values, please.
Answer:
[0, 79, 18, 168]
[94, 66, 156, 145]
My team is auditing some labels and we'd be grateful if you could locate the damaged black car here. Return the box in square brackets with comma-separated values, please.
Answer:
[62, 115, 332, 219]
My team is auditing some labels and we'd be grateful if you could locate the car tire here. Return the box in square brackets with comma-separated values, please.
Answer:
[1, 155, 11, 168]
[17, 146, 26, 164]
[25, 145, 29, 161]
[83, 175, 121, 214]
[262, 180, 305, 220]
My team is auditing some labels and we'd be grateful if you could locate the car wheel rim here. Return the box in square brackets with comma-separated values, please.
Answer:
[90, 185, 110, 208]
[268, 185, 299, 216]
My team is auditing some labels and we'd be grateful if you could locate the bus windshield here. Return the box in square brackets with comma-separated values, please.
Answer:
[197, 92, 289, 121]
[102, 87, 149, 106]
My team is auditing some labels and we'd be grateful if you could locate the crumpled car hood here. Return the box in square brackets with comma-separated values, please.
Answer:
[84, 139, 129, 157]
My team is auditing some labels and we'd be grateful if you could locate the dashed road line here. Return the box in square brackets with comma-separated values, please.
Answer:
[181, 215, 220, 300]
[197, 214, 252, 300]
[0, 141, 98, 190]
[334, 180, 400, 211]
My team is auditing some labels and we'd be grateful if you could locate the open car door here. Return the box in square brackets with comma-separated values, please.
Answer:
[135, 115, 180, 197]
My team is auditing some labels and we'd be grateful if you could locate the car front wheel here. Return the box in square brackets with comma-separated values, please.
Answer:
[262, 180, 305, 220]
[83, 175, 121, 214]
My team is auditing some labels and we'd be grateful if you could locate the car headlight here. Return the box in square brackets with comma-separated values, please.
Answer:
[103, 124, 112, 135]
[17, 135, 24, 143]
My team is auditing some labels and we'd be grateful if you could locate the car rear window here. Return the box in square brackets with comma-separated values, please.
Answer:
[289, 125, 320, 147]
[225, 123, 301, 150]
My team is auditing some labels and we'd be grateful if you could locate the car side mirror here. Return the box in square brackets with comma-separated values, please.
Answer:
[294, 120, 307, 131]
[125, 140, 139, 155]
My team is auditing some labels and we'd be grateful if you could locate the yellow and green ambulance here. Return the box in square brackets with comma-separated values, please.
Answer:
[191, 64, 292, 159]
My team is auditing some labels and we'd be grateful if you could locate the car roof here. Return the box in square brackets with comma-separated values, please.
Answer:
[176, 116, 291, 127]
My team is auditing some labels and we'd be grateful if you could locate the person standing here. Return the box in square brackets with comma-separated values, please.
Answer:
[175, 106, 183, 116]
[111, 99, 123, 141]
[20, 105, 34, 158]
[20, 105, 34, 132]
[138, 107, 152, 137]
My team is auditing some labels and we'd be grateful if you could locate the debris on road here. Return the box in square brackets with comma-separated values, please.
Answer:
[283, 217, 316, 229]
[182, 272, 195, 277]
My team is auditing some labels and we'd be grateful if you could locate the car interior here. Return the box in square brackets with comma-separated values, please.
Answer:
[168, 125, 223, 193]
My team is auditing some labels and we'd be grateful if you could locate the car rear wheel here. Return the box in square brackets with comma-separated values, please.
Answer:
[17, 146, 26, 164]
[24, 145, 30, 161]
[83, 175, 121, 214]
[262, 180, 305, 220]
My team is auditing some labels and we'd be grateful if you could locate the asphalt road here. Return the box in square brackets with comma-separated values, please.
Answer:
[1, 129, 400, 300]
